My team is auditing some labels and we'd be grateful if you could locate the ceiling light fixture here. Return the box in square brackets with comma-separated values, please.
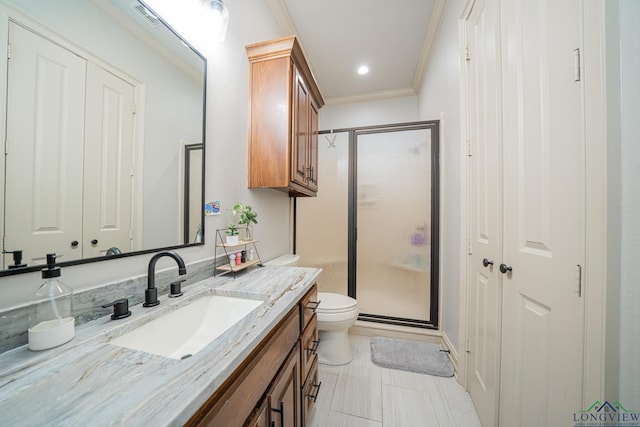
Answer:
[205, 0, 229, 42]
[358, 65, 369, 75]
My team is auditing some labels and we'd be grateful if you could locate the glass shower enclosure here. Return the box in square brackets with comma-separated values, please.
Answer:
[297, 121, 439, 328]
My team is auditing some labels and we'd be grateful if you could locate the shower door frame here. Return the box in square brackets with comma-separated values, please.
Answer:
[316, 120, 440, 329]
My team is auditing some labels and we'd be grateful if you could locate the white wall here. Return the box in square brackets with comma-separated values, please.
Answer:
[0, 0, 291, 309]
[618, 0, 640, 406]
[416, 0, 464, 353]
[319, 96, 418, 129]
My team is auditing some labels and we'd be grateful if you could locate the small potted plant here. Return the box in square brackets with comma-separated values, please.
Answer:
[225, 223, 239, 245]
[233, 203, 258, 241]
[194, 224, 203, 243]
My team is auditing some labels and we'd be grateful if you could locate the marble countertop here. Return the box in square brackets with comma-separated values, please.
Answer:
[0, 266, 321, 427]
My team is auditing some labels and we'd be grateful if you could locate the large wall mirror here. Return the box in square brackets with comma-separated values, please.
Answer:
[0, 0, 206, 276]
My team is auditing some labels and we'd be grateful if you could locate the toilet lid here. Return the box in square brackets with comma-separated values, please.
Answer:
[317, 292, 357, 312]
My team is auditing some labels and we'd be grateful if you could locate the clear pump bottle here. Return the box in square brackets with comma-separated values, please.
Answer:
[28, 254, 75, 351]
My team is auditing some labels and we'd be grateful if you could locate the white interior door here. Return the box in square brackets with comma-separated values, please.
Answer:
[499, 0, 585, 425]
[83, 62, 136, 257]
[466, 0, 503, 425]
[4, 22, 86, 265]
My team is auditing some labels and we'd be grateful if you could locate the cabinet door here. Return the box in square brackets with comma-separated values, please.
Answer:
[307, 102, 319, 192]
[292, 69, 309, 188]
[268, 344, 300, 427]
[245, 400, 269, 427]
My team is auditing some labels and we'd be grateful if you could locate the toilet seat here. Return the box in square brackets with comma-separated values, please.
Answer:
[317, 292, 357, 313]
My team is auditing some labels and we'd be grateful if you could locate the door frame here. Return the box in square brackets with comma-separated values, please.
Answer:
[457, 0, 609, 406]
[351, 121, 440, 328]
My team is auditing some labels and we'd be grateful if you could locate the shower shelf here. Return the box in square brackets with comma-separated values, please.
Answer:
[214, 228, 262, 277]
[389, 261, 429, 273]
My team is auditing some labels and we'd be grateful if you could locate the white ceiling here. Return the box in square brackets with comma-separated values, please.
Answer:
[268, 0, 446, 105]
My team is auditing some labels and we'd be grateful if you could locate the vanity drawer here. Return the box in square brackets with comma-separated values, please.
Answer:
[301, 357, 320, 426]
[300, 314, 318, 381]
[300, 284, 318, 331]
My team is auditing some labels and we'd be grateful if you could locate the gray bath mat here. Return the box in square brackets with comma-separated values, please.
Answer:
[370, 337, 454, 377]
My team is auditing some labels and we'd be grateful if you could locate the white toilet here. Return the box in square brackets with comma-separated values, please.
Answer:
[266, 254, 359, 365]
[316, 292, 358, 365]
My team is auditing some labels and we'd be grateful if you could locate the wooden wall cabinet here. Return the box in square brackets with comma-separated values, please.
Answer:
[246, 36, 324, 197]
[187, 284, 320, 427]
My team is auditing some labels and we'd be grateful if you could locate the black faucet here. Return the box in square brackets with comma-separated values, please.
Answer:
[144, 250, 187, 307]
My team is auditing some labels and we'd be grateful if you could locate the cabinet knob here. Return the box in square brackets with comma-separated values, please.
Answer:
[71, 241, 79, 247]
[499, 263, 513, 274]
[91, 239, 98, 245]
[482, 258, 494, 268]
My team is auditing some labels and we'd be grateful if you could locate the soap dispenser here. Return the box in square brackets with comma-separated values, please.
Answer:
[28, 254, 75, 351]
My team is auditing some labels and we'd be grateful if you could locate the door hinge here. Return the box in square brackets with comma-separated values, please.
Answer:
[4, 138, 8, 155]
[573, 48, 581, 82]
[131, 103, 136, 115]
[466, 337, 471, 353]
[467, 139, 472, 157]
[7, 43, 11, 59]
[465, 45, 471, 61]
[576, 264, 583, 297]
[467, 238, 472, 255]
[129, 229, 134, 240]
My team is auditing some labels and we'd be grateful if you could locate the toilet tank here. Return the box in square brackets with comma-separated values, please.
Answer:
[265, 254, 300, 266]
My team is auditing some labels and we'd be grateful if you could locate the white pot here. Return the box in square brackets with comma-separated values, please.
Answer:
[226, 235, 239, 245]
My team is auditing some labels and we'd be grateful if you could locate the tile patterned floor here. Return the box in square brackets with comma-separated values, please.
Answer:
[308, 335, 482, 427]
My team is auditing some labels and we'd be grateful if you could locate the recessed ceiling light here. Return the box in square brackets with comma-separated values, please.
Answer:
[357, 65, 369, 75]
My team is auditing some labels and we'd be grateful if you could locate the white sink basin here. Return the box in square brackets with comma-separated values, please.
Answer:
[109, 295, 263, 360]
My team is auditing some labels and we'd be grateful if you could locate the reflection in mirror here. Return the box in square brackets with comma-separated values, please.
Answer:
[184, 144, 203, 245]
[0, 0, 206, 275]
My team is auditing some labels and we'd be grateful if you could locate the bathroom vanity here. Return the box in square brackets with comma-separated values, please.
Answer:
[0, 267, 321, 427]
[188, 284, 319, 426]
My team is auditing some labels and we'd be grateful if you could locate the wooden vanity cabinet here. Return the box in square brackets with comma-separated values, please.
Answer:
[246, 36, 324, 197]
[187, 284, 320, 427]
[187, 308, 299, 427]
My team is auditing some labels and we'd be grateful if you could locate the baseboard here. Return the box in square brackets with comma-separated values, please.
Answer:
[350, 320, 442, 344]
[441, 330, 461, 383]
